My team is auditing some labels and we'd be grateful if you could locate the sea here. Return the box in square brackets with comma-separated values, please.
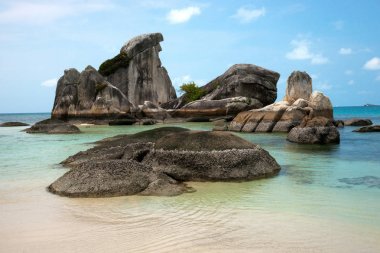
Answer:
[0, 106, 379, 252]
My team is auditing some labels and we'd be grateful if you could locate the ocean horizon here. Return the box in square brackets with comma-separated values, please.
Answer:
[1, 106, 379, 252]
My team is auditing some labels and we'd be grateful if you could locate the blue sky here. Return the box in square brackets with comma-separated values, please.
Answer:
[1, 0, 380, 113]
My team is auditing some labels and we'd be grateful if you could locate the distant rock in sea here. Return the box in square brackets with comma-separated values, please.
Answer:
[343, 118, 373, 126]
[25, 119, 80, 134]
[0, 122, 29, 127]
[353, 125, 380, 132]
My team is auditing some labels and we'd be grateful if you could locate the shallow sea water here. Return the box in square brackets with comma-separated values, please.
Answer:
[0, 107, 380, 252]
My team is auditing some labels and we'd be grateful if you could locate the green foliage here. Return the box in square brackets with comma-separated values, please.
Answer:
[98, 53, 130, 76]
[180, 82, 205, 103]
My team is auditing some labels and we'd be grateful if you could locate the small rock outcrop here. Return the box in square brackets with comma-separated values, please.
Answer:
[343, 118, 373, 126]
[0, 122, 29, 127]
[162, 64, 280, 117]
[353, 125, 380, 132]
[49, 127, 280, 197]
[52, 33, 176, 120]
[229, 71, 336, 134]
[25, 119, 80, 134]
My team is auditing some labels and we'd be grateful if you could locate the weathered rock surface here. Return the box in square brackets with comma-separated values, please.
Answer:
[287, 117, 340, 144]
[52, 33, 176, 120]
[0, 122, 29, 127]
[229, 71, 338, 140]
[162, 64, 280, 114]
[140, 101, 170, 120]
[353, 125, 380, 132]
[25, 119, 80, 134]
[344, 118, 373, 126]
[50, 127, 280, 197]
[229, 101, 308, 132]
[308, 91, 333, 119]
[287, 126, 340, 144]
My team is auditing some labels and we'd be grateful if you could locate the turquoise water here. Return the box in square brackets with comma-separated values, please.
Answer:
[0, 107, 380, 252]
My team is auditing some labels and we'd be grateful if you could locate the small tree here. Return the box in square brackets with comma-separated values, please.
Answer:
[180, 82, 205, 103]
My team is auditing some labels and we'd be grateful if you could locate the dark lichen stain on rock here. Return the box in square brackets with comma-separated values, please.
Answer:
[98, 53, 130, 77]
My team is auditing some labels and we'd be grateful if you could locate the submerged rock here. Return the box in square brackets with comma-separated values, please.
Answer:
[50, 127, 280, 198]
[343, 118, 373, 126]
[25, 119, 80, 134]
[339, 176, 380, 189]
[0, 122, 29, 127]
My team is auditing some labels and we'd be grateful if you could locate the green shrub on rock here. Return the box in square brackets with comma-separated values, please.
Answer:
[180, 82, 205, 103]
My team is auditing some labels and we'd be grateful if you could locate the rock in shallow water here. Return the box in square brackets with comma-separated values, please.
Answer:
[50, 127, 281, 197]
[25, 119, 80, 134]
[343, 118, 373, 126]
[286, 117, 340, 144]
[287, 126, 340, 144]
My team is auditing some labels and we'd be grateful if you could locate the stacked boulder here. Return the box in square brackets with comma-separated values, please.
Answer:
[163, 64, 280, 118]
[229, 71, 340, 144]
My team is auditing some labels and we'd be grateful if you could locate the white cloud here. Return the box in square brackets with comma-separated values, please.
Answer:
[0, 1, 111, 25]
[286, 39, 328, 65]
[339, 48, 352, 55]
[363, 57, 380, 70]
[316, 82, 332, 90]
[348, 80, 355, 85]
[41, 78, 58, 87]
[286, 40, 313, 60]
[166, 6, 201, 24]
[232, 7, 266, 23]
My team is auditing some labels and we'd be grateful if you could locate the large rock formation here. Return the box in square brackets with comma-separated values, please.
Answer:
[162, 64, 280, 117]
[52, 33, 176, 119]
[229, 71, 339, 144]
[49, 127, 281, 197]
